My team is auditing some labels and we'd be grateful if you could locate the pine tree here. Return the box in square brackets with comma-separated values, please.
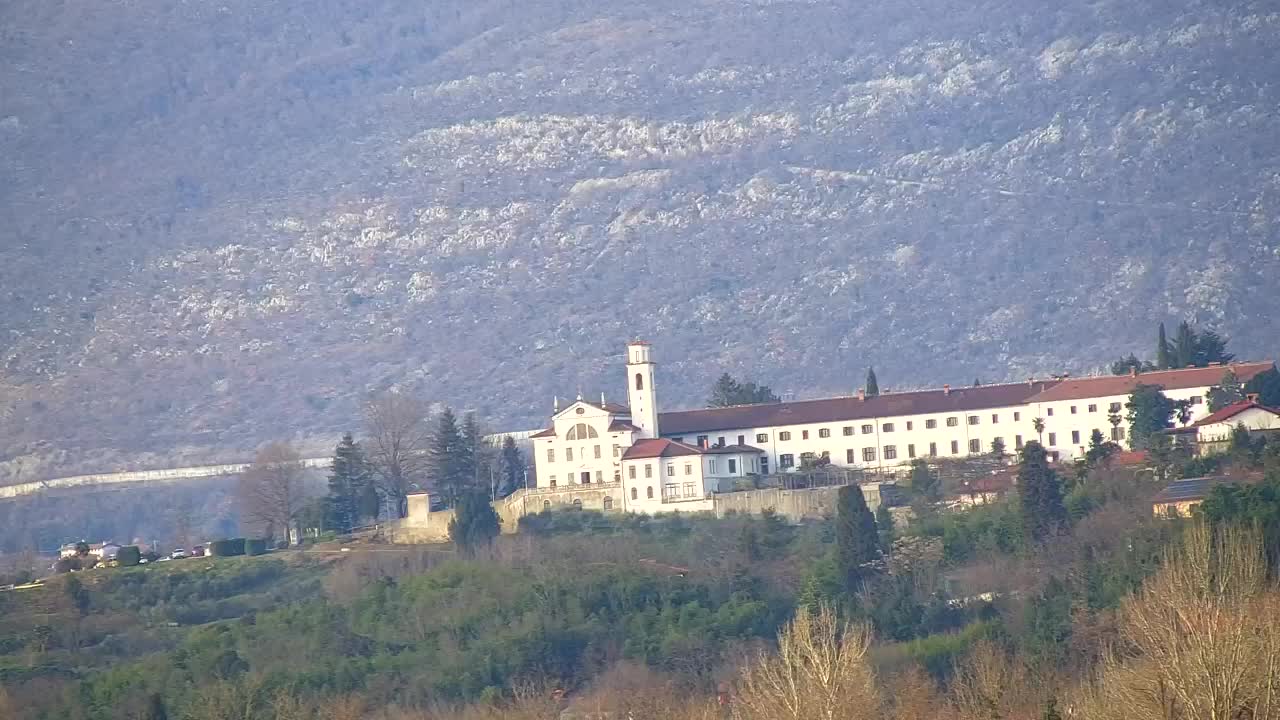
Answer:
[835, 485, 881, 590]
[1206, 369, 1245, 411]
[325, 433, 368, 534]
[709, 373, 743, 407]
[497, 436, 524, 496]
[448, 491, 500, 552]
[709, 373, 779, 407]
[1126, 384, 1175, 450]
[429, 408, 466, 507]
[990, 437, 1007, 459]
[1156, 321, 1171, 369]
[865, 367, 879, 397]
[1017, 441, 1067, 543]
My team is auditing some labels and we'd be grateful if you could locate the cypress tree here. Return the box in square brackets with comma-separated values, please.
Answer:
[1173, 321, 1196, 369]
[835, 485, 881, 590]
[1156, 322, 1171, 369]
[498, 436, 524, 496]
[1017, 441, 1067, 544]
[865, 367, 879, 397]
[460, 412, 482, 494]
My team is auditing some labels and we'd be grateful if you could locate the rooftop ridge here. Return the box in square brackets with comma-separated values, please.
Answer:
[663, 377, 1060, 415]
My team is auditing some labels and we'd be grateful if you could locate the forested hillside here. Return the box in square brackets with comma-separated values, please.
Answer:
[3, 0, 1279, 480]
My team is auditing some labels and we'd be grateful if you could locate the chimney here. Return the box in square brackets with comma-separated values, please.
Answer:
[857, 388, 865, 401]
[1129, 367, 1138, 378]
[943, 384, 951, 396]
[1247, 393, 1260, 403]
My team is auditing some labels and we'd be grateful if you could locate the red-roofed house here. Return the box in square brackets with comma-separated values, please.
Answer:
[1169, 397, 1280, 454]
[620, 439, 765, 513]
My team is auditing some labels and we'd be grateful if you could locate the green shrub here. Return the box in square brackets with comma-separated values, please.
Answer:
[245, 539, 268, 556]
[116, 546, 141, 567]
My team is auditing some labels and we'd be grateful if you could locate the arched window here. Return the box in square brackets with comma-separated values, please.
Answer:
[635, 373, 644, 391]
[603, 497, 613, 511]
[572, 498, 583, 510]
[646, 487, 654, 499]
[565, 423, 598, 440]
[630, 487, 638, 500]
[542, 500, 551, 511]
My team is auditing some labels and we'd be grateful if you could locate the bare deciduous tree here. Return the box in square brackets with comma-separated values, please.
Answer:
[1075, 522, 1280, 720]
[238, 442, 306, 546]
[730, 604, 880, 720]
[364, 391, 431, 518]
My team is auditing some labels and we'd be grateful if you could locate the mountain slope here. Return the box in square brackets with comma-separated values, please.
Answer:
[2, 0, 1278, 481]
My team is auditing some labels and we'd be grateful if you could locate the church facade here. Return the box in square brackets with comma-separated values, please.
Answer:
[527, 341, 1273, 515]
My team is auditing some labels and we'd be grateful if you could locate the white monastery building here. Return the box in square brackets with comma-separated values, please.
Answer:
[528, 341, 1274, 515]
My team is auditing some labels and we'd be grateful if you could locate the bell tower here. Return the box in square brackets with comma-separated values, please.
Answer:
[626, 341, 659, 438]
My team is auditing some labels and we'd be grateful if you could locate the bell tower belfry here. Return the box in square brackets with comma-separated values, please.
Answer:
[626, 341, 659, 439]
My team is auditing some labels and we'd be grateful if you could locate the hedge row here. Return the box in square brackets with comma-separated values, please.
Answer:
[206, 538, 271, 557]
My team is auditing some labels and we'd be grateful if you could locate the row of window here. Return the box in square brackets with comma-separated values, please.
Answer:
[1046, 402, 1126, 417]
[546, 469, 613, 487]
[546, 445, 609, 463]
[622, 484, 701, 501]
[740, 411, 1044, 445]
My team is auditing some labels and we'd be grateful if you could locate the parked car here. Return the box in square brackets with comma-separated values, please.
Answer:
[170, 549, 188, 560]
[191, 545, 206, 557]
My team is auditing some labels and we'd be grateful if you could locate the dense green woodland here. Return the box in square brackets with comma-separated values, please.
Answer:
[3, 0, 1280, 483]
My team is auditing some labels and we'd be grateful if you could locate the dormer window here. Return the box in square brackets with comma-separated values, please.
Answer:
[566, 423, 599, 440]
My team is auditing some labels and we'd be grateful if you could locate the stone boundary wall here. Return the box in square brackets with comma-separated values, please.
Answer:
[387, 482, 894, 544]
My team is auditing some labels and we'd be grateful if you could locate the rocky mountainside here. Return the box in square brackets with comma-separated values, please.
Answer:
[2, 0, 1278, 481]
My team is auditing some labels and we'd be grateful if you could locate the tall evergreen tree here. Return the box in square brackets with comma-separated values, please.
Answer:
[448, 491, 500, 552]
[1192, 328, 1233, 367]
[835, 485, 881, 590]
[324, 433, 369, 534]
[1156, 322, 1171, 369]
[1172, 320, 1196, 369]
[1017, 441, 1067, 543]
[429, 408, 467, 507]
[497, 436, 524, 497]
[459, 412, 483, 494]
[1126, 383, 1175, 450]
[865, 367, 880, 397]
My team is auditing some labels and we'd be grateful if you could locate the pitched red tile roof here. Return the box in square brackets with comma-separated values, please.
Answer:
[530, 427, 556, 438]
[622, 438, 704, 460]
[1027, 362, 1274, 403]
[657, 381, 1057, 436]
[609, 419, 640, 432]
[1191, 400, 1280, 427]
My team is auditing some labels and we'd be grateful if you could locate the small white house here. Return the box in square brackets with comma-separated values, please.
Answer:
[1172, 398, 1280, 453]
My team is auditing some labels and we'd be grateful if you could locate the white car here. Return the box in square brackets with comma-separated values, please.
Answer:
[170, 549, 188, 560]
